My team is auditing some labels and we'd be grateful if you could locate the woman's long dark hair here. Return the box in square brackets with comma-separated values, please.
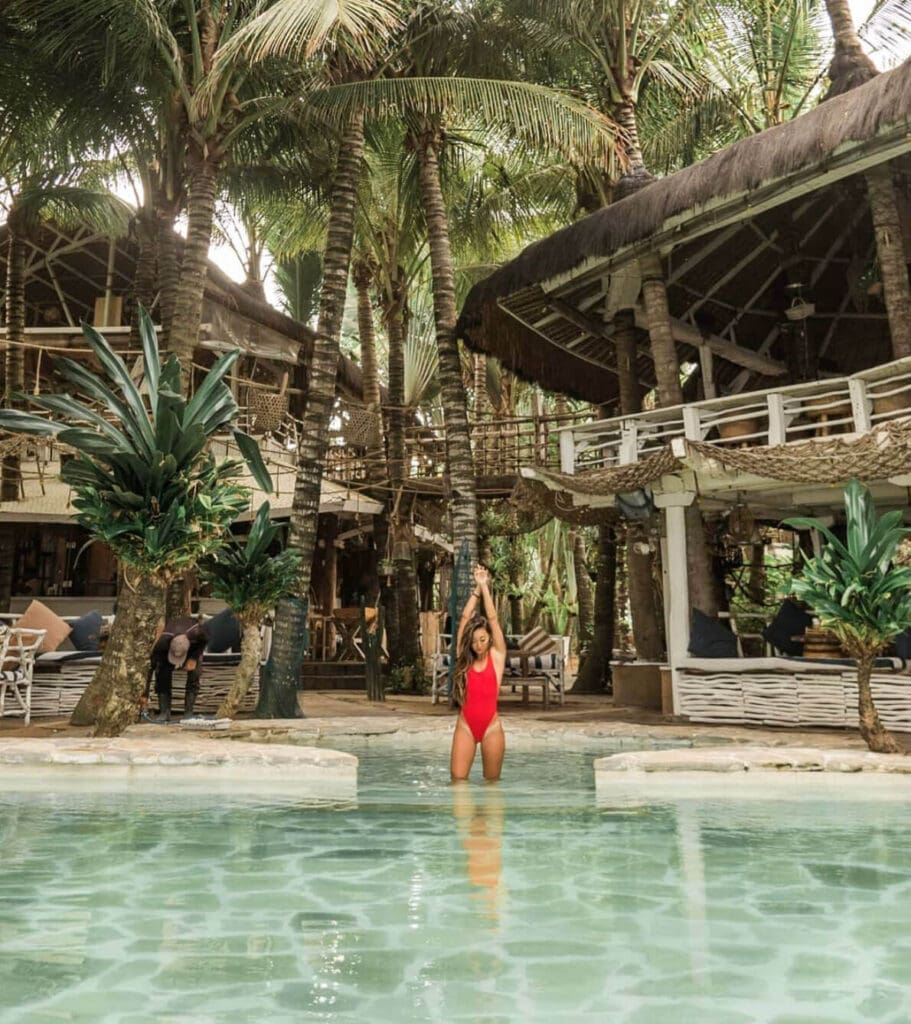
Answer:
[453, 615, 488, 705]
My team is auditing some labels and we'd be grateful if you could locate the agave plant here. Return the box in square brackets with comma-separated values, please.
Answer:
[199, 502, 301, 719]
[785, 479, 911, 753]
[0, 308, 272, 737]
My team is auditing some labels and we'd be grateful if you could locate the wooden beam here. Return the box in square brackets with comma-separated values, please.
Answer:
[633, 308, 787, 376]
[667, 224, 741, 284]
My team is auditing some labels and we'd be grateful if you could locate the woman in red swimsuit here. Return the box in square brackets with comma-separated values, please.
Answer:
[450, 565, 507, 782]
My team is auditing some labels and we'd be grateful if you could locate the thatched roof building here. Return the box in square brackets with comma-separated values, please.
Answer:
[458, 59, 911, 405]
[0, 222, 368, 400]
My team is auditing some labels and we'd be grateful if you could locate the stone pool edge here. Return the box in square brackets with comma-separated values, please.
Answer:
[594, 746, 911, 802]
[0, 737, 357, 801]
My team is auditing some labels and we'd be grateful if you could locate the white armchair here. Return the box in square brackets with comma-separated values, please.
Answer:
[0, 627, 47, 727]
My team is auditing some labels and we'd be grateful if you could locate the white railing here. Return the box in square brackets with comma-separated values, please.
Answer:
[557, 356, 911, 474]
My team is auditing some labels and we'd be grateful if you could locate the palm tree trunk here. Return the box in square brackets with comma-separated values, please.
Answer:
[640, 252, 719, 617]
[259, 111, 366, 718]
[614, 310, 641, 415]
[352, 259, 384, 463]
[508, 537, 523, 634]
[72, 575, 164, 736]
[639, 253, 683, 407]
[856, 650, 902, 753]
[866, 164, 911, 360]
[129, 209, 158, 351]
[613, 98, 654, 199]
[572, 530, 593, 658]
[627, 542, 665, 658]
[415, 126, 478, 566]
[822, 0, 878, 97]
[217, 614, 263, 719]
[2, 225, 27, 502]
[573, 523, 616, 692]
[614, 311, 664, 657]
[168, 150, 220, 375]
[157, 207, 180, 346]
[817, 0, 910, 360]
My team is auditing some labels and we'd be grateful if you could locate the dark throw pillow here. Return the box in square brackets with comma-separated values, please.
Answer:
[894, 629, 911, 660]
[688, 609, 739, 659]
[69, 610, 105, 652]
[205, 608, 242, 653]
[762, 599, 813, 656]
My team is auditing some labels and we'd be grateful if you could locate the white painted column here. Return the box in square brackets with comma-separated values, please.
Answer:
[664, 501, 690, 717]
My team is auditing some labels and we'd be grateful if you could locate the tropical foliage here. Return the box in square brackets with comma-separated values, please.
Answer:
[785, 479, 911, 753]
[0, 310, 272, 735]
[200, 502, 301, 718]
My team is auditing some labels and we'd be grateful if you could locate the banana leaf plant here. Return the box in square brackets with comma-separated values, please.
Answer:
[0, 308, 272, 737]
[199, 502, 301, 719]
[785, 479, 911, 753]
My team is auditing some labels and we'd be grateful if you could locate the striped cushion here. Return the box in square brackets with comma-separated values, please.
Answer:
[505, 654, 560, 673]
[518, 627, 556, 657]
[0, 668, 25, 683]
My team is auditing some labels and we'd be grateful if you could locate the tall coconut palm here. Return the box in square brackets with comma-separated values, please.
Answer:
[818, 0, 911, 360]
[786, 480, 910, 754]
[16, 0, 400, 375]
[252, 33, 618, 713]
[0, 310, 272, 736]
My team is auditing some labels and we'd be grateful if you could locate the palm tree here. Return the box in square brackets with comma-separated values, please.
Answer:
[199, 502, 301, 718]
[16, 0, 400, 374]
[817, 0, 911, 363]
[785, 480, 910, 754]
[0, 310, 272, 736]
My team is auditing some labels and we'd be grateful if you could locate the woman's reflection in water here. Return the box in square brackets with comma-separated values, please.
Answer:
[452, 782, 506, 924]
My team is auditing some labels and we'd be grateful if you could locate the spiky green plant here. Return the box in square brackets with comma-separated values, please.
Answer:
[785, 479, 911, 753]
[199, 502, 301, 719]
[0, 308, 272, 736]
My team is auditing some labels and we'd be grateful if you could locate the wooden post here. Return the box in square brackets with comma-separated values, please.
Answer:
[663, 500, 690, 717]
[848, 377, 871, 434]
[767, 392, 787, 445]
[559, 429, 576, 474]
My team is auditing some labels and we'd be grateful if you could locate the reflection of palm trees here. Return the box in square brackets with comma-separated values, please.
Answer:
[452, 783, 506, 924]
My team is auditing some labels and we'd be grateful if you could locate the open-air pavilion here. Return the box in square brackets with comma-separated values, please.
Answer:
[458, 59, 911, 731]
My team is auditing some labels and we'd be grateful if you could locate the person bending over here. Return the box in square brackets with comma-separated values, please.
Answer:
[450, 566, 506, 782]
[150, 615, 208, 722]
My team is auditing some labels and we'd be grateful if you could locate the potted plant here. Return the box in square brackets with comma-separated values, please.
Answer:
[199, 502, 300, 718]
[785, 479, 911, 753]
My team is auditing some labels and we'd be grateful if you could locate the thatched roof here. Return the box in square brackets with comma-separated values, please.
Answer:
[458, 59, 911, 405]
[0, 222, 368, 401]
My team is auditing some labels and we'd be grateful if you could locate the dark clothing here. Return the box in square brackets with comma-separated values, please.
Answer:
[151, 616, 209, 707]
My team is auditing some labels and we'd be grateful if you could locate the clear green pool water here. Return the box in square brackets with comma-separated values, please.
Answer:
[2, 748, 910, 1023]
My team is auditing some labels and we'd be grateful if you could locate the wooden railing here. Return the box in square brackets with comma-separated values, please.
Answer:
[403, 411, 594, 479]
[556, 356, 911, 474]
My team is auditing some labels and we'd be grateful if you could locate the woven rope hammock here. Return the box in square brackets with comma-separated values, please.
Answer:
[526, 446, 682, 496]
[501, 478, 616, 530]
[687, 417, 911, 483]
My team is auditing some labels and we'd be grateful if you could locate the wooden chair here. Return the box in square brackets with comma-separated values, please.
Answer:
[0, 627, 47, 727]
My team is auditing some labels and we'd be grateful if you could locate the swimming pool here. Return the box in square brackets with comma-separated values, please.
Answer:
[2, 748, 910, 1022]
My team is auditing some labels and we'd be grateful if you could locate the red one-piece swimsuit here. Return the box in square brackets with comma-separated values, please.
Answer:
[462, 656, 499, 742]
